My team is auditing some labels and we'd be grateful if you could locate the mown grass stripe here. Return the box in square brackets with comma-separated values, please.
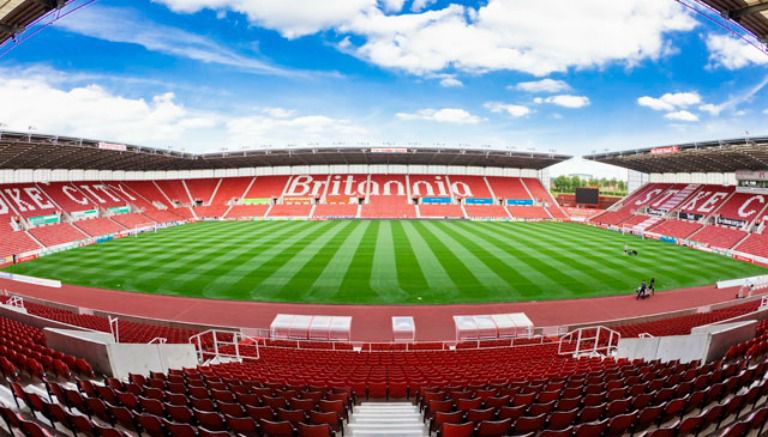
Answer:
[307, 221, 378, 301]
[516, 222, 728, 287]
[335, 221, 381, 302]
[368, 221, 408, 300]
[399, 221, 461, 296]
[261, 221, 357, 300]
[483, 222, 655, 291]
[390, 221, 431, 297]
[454, 221, 591, 298]
[432, 221, 543, 298]
[201, 221, 338, 298]
[421, 221, 508, 300]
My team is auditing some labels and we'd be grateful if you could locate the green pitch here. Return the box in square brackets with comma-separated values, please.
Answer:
[3, 220, 765, 304]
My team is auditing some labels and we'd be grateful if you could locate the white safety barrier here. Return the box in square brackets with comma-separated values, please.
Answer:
[454, 313, 533, 341]
[270, 314, 352, 341]
[392, 316, 415, 342]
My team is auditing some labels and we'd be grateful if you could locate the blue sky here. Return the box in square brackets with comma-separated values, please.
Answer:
[0, 0, 767, 177]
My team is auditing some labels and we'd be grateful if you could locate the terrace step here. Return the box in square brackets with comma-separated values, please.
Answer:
[348, 402, 427, 437]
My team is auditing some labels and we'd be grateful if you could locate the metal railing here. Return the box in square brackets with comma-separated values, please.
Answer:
[189, 329, 260, 364]
[558, 326, 621, 358]
[108, 316, 119, 343]
[5, 295, 25, 310]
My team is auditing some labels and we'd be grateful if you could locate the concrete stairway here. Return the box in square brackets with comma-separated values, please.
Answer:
[348, 402, 428, 437]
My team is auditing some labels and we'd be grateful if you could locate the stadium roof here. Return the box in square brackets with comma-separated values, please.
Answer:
[0, 0, 67, 45]
[0, 131, 571, 171]
[584, 136, 768, 173]
[699, 0, 768, 43]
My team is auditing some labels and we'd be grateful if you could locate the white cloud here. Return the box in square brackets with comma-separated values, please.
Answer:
[155, 0, 374, 39]
[664, 110, 699, 122]
[155, 0, 696, 77]
[411, 0, 437, 12]
[512, 78, 571, 93]
[534, 95, 590, 109]
[699, 103, 722, 116]
[439, 77, 462, 87]
[395, 108, 482, 124]
[706, 34, 768, 70]
[226, 115, 367, 146]
[430, 73, 463, 87]
[344, 0, 695, 76]
[637, 92, 701, 111]
[0, 67, 369, 150]
[262, 107, 295, 118]
[57, 5, 292, 76]
[381, 0, 405, 13]
[0, 70, 216, 145]
[637, 96, 674, 112]
[484, 102, 531, 118]
[764, 108, 768, 115]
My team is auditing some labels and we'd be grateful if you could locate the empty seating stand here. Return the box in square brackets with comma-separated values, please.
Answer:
[4, 299, 201, 344]
[506, 206, 550, 219]
[110, 213, 156, 229]
[689, 225, 747, 250]
[648, 219, 702, 239]
[313, 203, 358, 218]
[184, 179, 219, 205]
[361, 197, 417, 219]
[268, 203, 313, 218]
[419, 204, 464, 218]
[74, 218, 126, 237]
[155, 180, 191, 206]
[735, 233, 768, 259]
[464, 205, 509, 219]
[226, 204, 269, 219]
[0, 221, 40, 260]
[29, 223, 88, 247]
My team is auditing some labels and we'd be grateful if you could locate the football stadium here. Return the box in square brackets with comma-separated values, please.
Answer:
[1, 1, 768, 436]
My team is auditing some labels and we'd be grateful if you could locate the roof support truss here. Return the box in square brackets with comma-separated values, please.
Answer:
[726, 1, 768, 20]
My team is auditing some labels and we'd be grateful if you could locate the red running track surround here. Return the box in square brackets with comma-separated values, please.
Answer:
[0, 277, 760, 342]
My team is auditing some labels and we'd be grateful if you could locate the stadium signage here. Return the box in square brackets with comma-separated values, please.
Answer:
[735, 170, 768, 181]
[28, 214, 60, 227]
[325, 195, 355, 204]
[646, 208, 666, 216]
[465, 198, 494, 205]
[74, 184, 125, 205]
[506, 199, 534, 206]
[370, 147, 408, 153]
[284, 175, 473, 198]
[729, 194, 766, 219]
[0, 186, 55, 213]
[108, 205, 130, 215]
[242, 198, 271, 205]
[283, 197, 313, 204]
[421, 197, 452, 204]
[717, 217, 746, 227]
[678, 211, 702, 221]
[679, 191, 730, 213]
[71, 209, 98, 220]
[650, 145, 680, 155]
[98, 142, 127, 152]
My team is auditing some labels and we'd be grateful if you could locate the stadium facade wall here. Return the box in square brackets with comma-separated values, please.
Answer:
[616, 319, 756, 364]
[43, 327, 198, 378]
[0, 165, 544, 184]
[648, 172, 738, 185]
